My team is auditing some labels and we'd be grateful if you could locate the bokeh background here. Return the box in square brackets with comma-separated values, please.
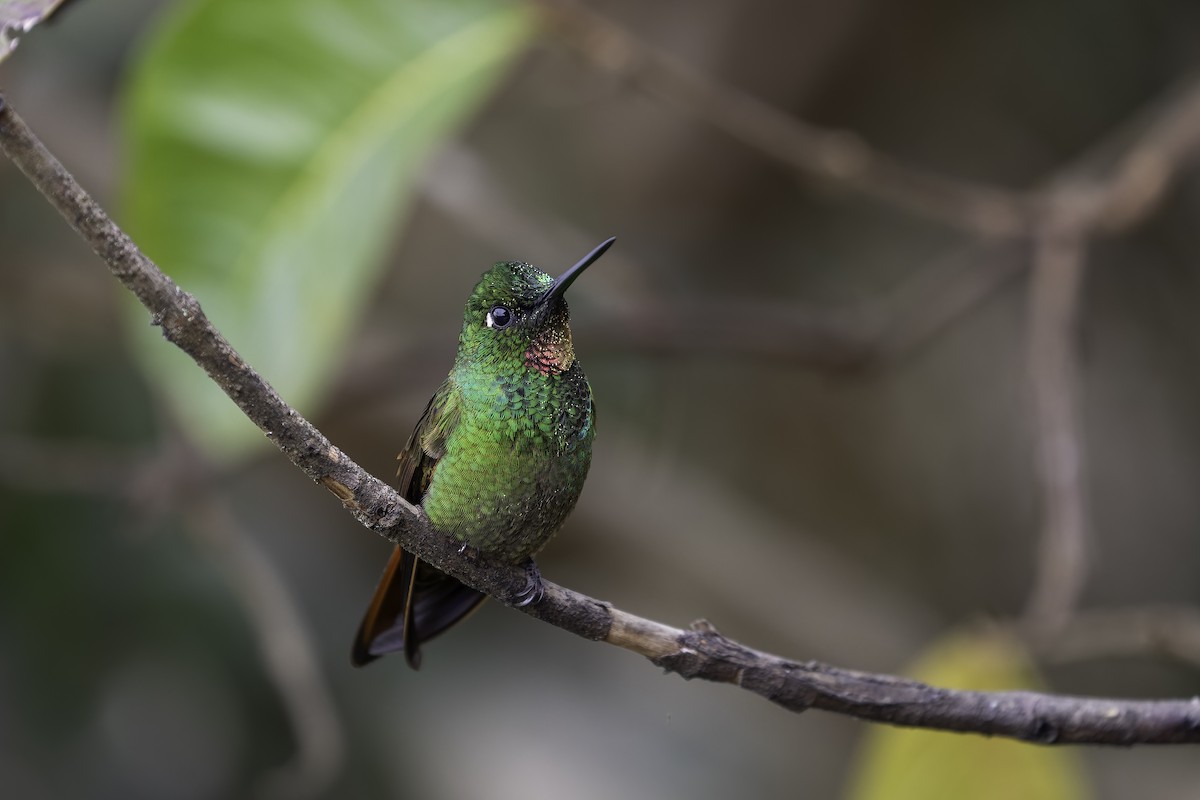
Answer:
[2, 1, 1200, 798]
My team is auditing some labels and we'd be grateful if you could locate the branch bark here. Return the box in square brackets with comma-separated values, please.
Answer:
[3, 92, 1200, 746]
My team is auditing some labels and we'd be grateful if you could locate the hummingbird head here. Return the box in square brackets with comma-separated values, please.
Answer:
[457, 238, 614, 375]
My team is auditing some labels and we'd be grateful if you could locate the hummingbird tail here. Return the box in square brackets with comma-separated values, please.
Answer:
[352, 546, 487, 669]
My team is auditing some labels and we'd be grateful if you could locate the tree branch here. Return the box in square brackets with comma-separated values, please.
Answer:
[1047, 605, 1200, 670]
[3, 92, 1199, 746]
[189, 493, 344, 800]
[1022, 205, 1090, 641]
[531, 0, 1035, 236]
[420, 144, 1028, 371]
[617, 618, 1200, 745]
[1012, 77, 1200, 643]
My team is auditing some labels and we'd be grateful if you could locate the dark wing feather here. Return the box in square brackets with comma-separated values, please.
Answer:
[351, 380, 486, 669]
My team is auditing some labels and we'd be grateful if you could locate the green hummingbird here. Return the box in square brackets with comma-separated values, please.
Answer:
[352, 237, 614, 669]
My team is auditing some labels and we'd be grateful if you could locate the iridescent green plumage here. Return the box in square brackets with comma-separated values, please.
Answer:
[352, 239, 612, 669]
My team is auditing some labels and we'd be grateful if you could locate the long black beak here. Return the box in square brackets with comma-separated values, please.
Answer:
[539, 237, 615, 306]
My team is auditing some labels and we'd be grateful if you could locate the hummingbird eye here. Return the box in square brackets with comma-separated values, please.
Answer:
[486, 305, 513, 329]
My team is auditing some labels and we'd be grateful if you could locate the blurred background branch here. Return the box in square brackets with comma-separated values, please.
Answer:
[1048, 605, 1200, 669]
[421, 145, 1031, 369]
[0, 428, 344, 797]
[1023, 213, 1090, 641]
[532, 0, 1036, 236]
[189, 494, 344, 800]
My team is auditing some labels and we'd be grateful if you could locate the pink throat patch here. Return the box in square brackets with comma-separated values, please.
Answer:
[525, 329, 573, 375]
[525, 344, 565, 375]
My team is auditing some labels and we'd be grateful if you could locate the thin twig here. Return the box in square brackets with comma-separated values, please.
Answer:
[190, 494, 344, 800]
[534, 1, 1200, 242]
[590, 241, 1028, 368]
[0, 434, 146, 496]
[531, 0, 1034, 236]
[1022, 203, 1090, 641]
[4, 93, 1199, 745]
[1015, 80, 1200, 641]
[0, 431, 345, 792]
[0, 434, 203, 530]
[422, 144, 1027, 370]
[1016, 77, 1200, 640]
[1045, 605, 1200, 669]
[1050, 75, 1200, 234]
[423, 57, 1200, 379]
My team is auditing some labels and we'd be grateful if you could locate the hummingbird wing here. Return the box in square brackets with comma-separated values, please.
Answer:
[351, 380, 487, 669]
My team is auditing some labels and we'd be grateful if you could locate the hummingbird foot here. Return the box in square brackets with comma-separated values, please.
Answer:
[514, 559, 545, 607]
[457, 542, 481, 562]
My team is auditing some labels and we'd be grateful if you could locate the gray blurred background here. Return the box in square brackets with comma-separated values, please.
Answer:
[2, 1, 1200, 798]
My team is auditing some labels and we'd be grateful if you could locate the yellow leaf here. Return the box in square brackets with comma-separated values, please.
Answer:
[845, 629, 1091, 800]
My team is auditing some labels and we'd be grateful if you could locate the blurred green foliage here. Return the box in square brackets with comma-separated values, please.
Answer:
[848, 630, 1089, 800]
[121, 0, 533, 459]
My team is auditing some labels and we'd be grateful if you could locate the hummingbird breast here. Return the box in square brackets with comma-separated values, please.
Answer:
[420, 360, 594, 561]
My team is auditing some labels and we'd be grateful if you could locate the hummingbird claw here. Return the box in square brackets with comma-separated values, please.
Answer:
[457, 542, 481, 562]
[514, 559, 545, 607]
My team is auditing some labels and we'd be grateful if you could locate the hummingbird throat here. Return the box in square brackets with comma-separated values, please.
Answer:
[524, 325, 575, 375]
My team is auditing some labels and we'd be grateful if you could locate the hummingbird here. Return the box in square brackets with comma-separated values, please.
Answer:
[352, 237, 614, 668]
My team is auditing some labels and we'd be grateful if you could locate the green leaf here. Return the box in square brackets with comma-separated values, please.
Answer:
[0, 0, 67, 62]
[845, 630, 1091, 800]
[120, 0, 534, 460]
